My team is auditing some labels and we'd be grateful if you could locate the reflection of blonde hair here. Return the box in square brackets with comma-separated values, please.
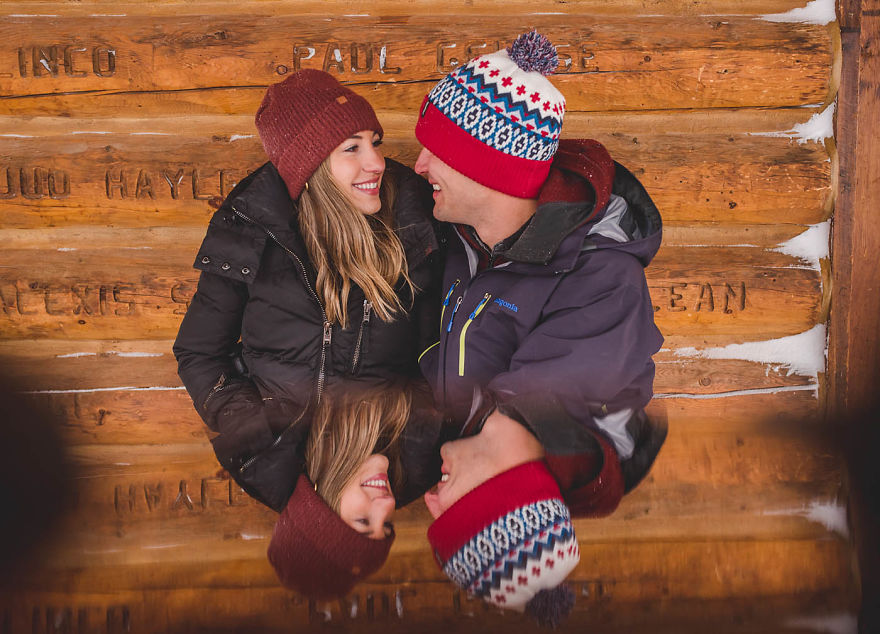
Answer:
[306, 385, 411, 512]
[298, 159, 414, 328]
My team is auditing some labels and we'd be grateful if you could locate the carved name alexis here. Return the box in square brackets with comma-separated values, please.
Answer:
[0, 281, 195, 319]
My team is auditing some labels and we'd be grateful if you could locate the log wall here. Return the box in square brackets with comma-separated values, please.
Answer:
[0, 1, 858, 631]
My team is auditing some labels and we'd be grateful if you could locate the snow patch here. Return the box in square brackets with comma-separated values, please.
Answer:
[27, 386, 185, 394]
[771, 221, 830, 271]
[750, 103, 834, 144]
[55, 352, 97, 358]
[764, 500, 849, 537]
[131, 132, 170, 136]
[57, 247, 78, 252]
[784, 613, 857, 634]
[673, 324, 826, 379]
[761, 0, 836, 25]
[71, 131, 111, 135]
[239, 533, 265, 541]
[114, 352, 164, 358]
[0, 134, 35, 138]
[228, 134, 254, 142]
[653, 384, 818, 400]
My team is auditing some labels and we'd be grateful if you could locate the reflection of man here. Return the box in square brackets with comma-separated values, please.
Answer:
[415, 31, 666, 625]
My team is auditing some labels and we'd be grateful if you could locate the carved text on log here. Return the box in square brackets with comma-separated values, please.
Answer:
[28, 605, 130, 634]
[650, 282, 747, 314]
[114, 478, 255, 515]
[0, 282, 141, 319]
[0, 167, 70, 199]
[434, 40, 594, 72]
[17, 45, 116, 78]
[272, 40, 598, 75]
[104, 168, 242, 200]
[286, 42, 401, 75]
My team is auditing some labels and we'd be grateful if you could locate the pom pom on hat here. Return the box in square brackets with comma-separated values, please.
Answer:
[525, 584, 576, 628]
[414, 30, 566, 199]
[507, 30, 559, 76]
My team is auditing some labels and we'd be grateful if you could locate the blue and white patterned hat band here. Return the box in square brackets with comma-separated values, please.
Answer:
[415, 31, 567, 198]
[443, 497, 580, 609]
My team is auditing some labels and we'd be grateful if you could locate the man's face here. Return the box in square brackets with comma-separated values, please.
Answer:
[414, 147, 492, 225]
[423, 433, 499, 519]
[423, 411, 546, 519]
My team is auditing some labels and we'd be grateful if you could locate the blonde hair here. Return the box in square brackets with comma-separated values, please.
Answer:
[305, 385, 411, 512]
[298, 160, 414, 328]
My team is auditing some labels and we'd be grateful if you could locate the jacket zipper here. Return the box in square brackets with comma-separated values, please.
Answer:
[440, 295, 464, 402]
[440, 279, 460, 329]
[350, 299, 372, 373]
[458, 293, 491, 376]
[230, 204, 332, 475]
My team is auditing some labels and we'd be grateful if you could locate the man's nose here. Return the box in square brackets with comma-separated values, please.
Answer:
[414, 147, 432, 175]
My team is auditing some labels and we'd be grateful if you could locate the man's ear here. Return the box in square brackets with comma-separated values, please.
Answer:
[423, 489, 445, 519]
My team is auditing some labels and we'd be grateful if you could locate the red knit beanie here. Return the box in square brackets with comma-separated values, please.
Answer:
[415, 31, 565, 199]
[268, 474, 393, 599]
[255, 69, 384, 200]
[427, 461, 580, 627]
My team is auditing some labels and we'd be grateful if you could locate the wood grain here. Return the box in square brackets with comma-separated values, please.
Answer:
[0, 245, 823, 340]
[0, 586, 857, 634]
[0, 15, 832, 116]
[0, 109, 833, 229]
[0, 0, 820, 18]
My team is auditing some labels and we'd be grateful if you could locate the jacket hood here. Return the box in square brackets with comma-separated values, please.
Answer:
[502, 139, 662, 269]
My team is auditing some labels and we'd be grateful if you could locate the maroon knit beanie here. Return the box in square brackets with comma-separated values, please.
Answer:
[268, 474, 394, 599]
[255, 69, 384, 200]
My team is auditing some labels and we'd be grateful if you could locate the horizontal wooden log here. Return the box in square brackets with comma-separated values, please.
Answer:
[0, 109, 833, 228]
[0, 15, 832, 116]
[6, 372, 823, 447]
[4, 393, 837, 559]
[0, 587, 857, 634]
[0, 244, 823, 340]
[0, 0, 821, 18]
[5, 539, 855, 608]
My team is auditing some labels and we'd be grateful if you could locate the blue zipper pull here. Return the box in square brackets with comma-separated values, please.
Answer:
[443, 279, 460, 306]
[469, 294, 491, 320]
[446, 296, 463, 333]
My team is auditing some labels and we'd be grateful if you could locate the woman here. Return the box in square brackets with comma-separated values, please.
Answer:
[173, 70, 442, 597]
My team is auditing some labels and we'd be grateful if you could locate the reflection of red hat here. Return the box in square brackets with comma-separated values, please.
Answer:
[255, 69, 383, 201]
[268, 474, 393, 599]
[427, 461, 579, 627]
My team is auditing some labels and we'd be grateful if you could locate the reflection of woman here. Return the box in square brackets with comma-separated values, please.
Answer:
[173, 70, 442, 596]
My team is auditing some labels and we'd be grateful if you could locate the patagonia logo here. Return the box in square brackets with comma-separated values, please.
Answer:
[494, 298, 519, 312]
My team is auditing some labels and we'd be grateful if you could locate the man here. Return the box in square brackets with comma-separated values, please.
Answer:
[414, 31, 666, 625]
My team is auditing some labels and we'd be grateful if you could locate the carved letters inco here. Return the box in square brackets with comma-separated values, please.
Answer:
[17, 45, 116, 78]
[26, 605, 130, 634]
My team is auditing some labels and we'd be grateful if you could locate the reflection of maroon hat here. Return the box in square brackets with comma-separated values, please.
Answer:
[255, 69, 383, 200]
[268, 474, 393, 599]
